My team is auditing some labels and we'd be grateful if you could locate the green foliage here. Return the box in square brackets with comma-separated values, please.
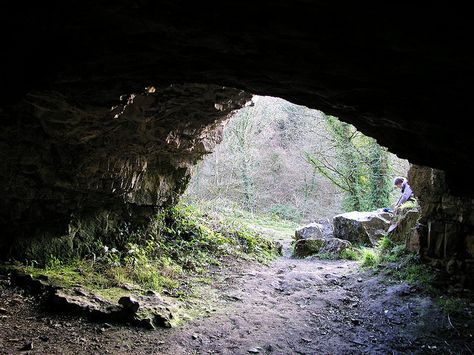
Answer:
[393, 263, 434, 286]
[436, 297, 464, 315]
[45, 254, 63, 269]
[8, 202, 280, 300]
[377, 236, 393, 252]
[380, 244, 406, 263]
[339, 248, 360, 261]
[306, 114, 392, 212]
[372, 239, 435, 289]
[360, 248, 379, 268]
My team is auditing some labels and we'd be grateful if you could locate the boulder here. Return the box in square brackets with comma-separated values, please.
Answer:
[294, 219, 333, 241]
[319, 238, 352, 255]
[294, 238, 326, 258]
[293, 237, 352, 258]
[295, 223, 324, 241]
[333, 211, 391, 246]
[49, 287, 175, 328]
[387, 206, 421, 251]
[118, 296, 140, 313]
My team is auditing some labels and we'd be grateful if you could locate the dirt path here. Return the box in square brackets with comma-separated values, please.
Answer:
[1, 238, 474, 354]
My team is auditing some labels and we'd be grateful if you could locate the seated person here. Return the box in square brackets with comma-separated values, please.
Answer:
[393, 177, 415, 211]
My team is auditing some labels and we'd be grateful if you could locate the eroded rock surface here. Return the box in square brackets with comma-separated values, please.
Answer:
[333, 211, 391, 246]
[387, 206, 421, 251]
[0, 84, 250, 258]
[409, 165, 474, 286]
[52, 288, 175, 329]
[1, 2, 474, 262]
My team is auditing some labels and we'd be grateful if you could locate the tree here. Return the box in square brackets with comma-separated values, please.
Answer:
[306, 114, 392, 212]
[185, 97, 406, 221]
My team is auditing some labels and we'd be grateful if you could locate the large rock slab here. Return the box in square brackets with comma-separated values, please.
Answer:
[50, 288, 175, 329]
[333, 211, 391, 246]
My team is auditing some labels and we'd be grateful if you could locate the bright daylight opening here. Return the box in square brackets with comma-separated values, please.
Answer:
[184, 95, 411, 262]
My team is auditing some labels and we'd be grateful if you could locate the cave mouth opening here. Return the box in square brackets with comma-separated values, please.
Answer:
[184, 94, 411, 259]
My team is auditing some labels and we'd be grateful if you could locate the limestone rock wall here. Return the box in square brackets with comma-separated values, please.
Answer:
[409, 165, 474, 284]
[0, 84, 250, 258]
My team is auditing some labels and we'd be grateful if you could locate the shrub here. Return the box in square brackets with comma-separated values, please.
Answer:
[360, 248, 379, 268]
[340, 248, 360, 261]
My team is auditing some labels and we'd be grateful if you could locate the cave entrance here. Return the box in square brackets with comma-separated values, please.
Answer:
[184, 95, 410, 258]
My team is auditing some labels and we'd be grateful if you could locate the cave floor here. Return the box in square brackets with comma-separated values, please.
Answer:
[1, 239, 473, 354]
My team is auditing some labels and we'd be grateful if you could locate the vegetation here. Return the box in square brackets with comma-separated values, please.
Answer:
[306, 115, 393, 212]
[5, 203, 280, 302]
[436, 296, 465, 315]
[187, 97, 408, 223]
[338, 235, 435, 289]
[360, 248, 379, 267]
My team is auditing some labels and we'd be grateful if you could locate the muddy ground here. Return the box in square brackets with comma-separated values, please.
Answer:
[1, 240, 474, 354]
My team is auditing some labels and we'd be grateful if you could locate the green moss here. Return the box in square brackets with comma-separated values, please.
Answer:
[93, 287, 132, 303]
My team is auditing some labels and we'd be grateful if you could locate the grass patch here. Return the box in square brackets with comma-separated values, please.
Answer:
[339, 238, 433, 289]
[182, 198, 299, 243]
[339, 248, 360, 261]
[377, 236, 393, 252]
[392, 262, 434, 286]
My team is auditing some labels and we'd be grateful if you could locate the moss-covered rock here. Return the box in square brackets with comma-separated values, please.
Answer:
[293, 238, 325, 258]
[387, 204, 421, 252]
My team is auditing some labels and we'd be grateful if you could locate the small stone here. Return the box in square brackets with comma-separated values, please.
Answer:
[103, 323, 112, 329]
[351, 318, 361, 325]
[19, 342, 33, 351]
[301, 337, 312, 342]
[118, 296, 140, 312]
[192, 333, 199, 340]
[248, 349, 260, 354]
[357, 278, 362, 282]
[121, 283, 134, 291]
[0, 307, 8, 314]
